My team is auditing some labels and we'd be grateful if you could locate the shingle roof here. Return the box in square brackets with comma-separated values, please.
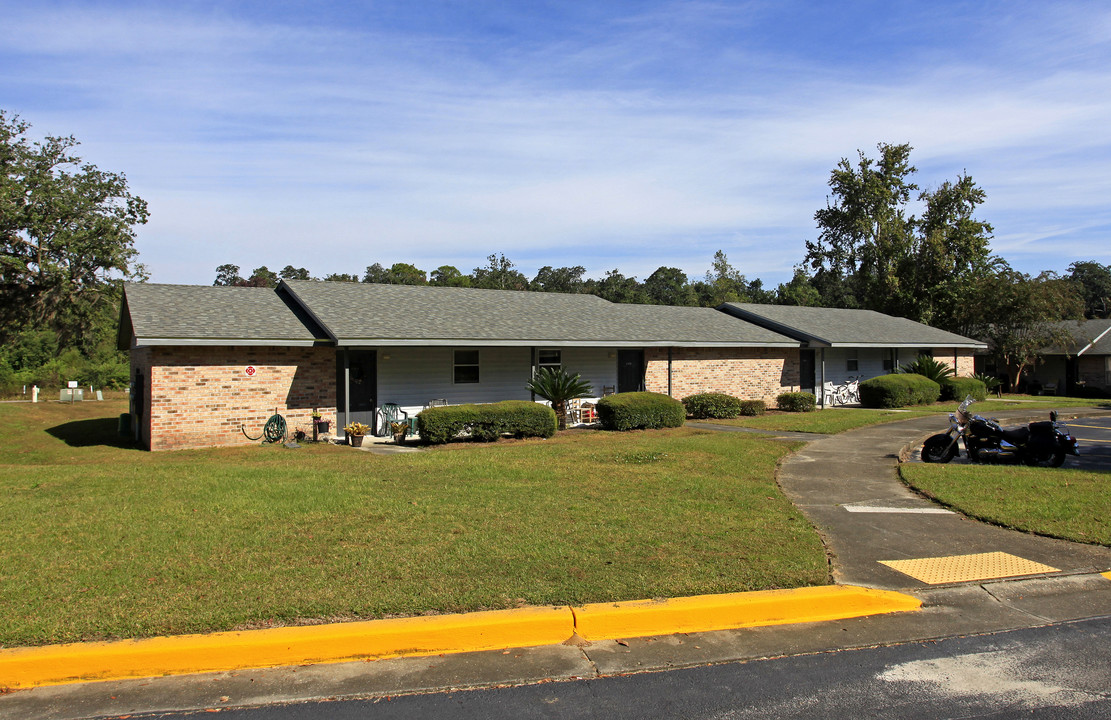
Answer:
[1045, 319, 1111, 355]
[720, 303, 987, 349]
[282, 280, 799, 346]
[120, 283, 327, 346]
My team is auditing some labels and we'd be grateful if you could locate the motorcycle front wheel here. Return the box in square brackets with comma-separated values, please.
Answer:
[1023, 449, 1066, 468]
[922, 434, 957, 463]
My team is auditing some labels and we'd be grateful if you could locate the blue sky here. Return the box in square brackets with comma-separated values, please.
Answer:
[3, 1, 1110, 286]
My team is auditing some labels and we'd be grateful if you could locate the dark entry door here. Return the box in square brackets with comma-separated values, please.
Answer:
[336, 350, 377, 433]
[799, 349, 815, 395]
[617, 349, 645, 393]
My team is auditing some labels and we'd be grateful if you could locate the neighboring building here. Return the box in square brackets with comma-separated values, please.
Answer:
[118, 282, 986, 450]
[1025, 319, 1111, 396]
[719, 303, 986, 404]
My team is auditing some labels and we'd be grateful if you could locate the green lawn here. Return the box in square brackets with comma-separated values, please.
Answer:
[901, 463, 1111, 546]
[703, 394, 1111, 435]
[0, 401, 827, 647]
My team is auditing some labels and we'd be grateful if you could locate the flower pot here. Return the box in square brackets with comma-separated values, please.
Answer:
[349, 434, 364, 447]
[315, 420, 330, 433]
[393, 432, 407, 445]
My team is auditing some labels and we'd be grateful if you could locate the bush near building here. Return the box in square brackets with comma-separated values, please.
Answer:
[597, 392, 686, 430]
[417, 401, 557, 444]
[859, 374, 941, 408]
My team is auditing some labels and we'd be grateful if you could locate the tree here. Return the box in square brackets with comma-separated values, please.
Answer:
[531, 265, 586, 294]
[429, 265, 471, 287]
[322, 272, 359, 282]
[1, 111, 149, 350]
[471, 253, 528, 291]
[386, 262, 426, 285]
[643, 266, 696, 306]
[243, 266, 278, 288]
[693, 250, 773, 306]
[588, 269, 647, 304]
[958, 267, 1084, 389]
[214, 264, 244, 286]
[774, 269, 821, 306]
[803, 143, 994, 326]
[279, 265, 311, 280]
[362, 263, 389, 284]
[1067, 260, 1111, 318]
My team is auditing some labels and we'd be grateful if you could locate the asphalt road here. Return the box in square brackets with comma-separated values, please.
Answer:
[1063, 415, 1111, 471]
[139, 617, 1111, 720]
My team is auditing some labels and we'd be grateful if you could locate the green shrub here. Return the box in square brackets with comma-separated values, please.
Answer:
[776, 392, 816, 412]
[681, 392, 744, 419]
[596, 392, 686, 431]
[940, 376, 987, 402]
[417, 401, 557, 444]
[859, 374, 941, 408]
[739, 399, 766, 416]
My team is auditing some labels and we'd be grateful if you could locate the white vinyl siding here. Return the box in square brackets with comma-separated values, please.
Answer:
[559, 347, 617, 399]
[377, 346, 533, 418]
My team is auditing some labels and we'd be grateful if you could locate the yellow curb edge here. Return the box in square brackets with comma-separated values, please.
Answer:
[1103, 571, 1111, 582]
[573, 585, 921, 641]
[1, 586, 919, 690]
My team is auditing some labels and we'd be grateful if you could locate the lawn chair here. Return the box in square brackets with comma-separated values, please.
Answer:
[377, 403, 408, 436]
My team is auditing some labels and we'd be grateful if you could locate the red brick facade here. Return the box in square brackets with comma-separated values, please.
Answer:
[644, 347, 801, 405]
[133, 345, 335, 451]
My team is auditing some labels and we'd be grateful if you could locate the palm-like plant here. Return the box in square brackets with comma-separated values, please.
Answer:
[526, 367, 594, 430]
[899, 355, 956, 384]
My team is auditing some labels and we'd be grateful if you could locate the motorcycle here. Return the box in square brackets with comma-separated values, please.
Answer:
[921, 395, 1079, 467]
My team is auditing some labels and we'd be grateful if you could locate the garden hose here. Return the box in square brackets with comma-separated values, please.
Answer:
[241, 413, 287, 443]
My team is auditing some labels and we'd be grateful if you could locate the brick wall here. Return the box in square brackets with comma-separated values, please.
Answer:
[644, 347, 801, 405]
[933, 348, 977, 377]
[141, 345, 336, 451]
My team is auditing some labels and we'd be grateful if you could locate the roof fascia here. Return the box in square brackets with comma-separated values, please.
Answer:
[826, 341, 988, 349]
[336, 339, 802, 348]
[715, 304, 833, 346]
[135, 338, 327, 348]
[277, 280, 338, 343]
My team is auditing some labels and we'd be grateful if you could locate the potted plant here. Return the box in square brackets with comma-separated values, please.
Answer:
[525, 368, 594, 431]
[311, 410, 330, 434]
[344, 422, 370, 447]
[390, 421, 410, 445]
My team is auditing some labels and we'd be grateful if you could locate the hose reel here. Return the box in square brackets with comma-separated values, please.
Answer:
[241, 411, 287, 443]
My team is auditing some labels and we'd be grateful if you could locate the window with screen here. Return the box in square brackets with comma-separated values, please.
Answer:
[538, 349, 561, 372]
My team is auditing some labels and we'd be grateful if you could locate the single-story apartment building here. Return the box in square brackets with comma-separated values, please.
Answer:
[1020, 319, 1111, 395]
[118, 281, 986, 450]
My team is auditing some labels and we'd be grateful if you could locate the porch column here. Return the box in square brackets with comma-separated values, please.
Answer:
[343, 348, 350, 437]
[667, 347, 673, 397]
[819, 348, 826, 408]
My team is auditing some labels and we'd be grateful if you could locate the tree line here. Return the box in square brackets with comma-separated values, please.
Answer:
[3, 107, 1109, 393]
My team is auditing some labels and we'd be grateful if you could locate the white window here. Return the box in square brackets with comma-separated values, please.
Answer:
[453, 349, 480, 384]
[538, 349, 562, 373]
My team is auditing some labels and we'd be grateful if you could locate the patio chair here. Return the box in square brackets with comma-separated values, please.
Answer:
[602, 385, 616, 396]
[377, 403, 408, 436]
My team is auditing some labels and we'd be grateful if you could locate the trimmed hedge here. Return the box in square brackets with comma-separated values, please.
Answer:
[859, 374, 941, 408]
[776, 392, 816, 412]
[739, 399, 766, 416]
[417, 400, 557, 444]
[940, 376, 987, 402]
[682, 392, 744, 419]
[596, 392, 686, 431]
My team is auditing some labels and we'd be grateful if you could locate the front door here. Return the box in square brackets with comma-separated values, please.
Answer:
[336, 350, 377, 434]
[799, 349, 815, 395]
[617, 349, 645, 393]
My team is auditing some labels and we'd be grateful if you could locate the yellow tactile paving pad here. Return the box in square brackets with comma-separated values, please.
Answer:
[879, 552, 1060, 584]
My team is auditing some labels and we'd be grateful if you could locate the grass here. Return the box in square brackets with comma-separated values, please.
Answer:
[700, 394, 1111, 435]
[0, 401, 827, 647]
[901, 463, 1111, 546]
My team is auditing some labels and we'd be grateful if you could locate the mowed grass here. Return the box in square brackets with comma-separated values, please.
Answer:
[703, 395, 1111, 435]
[0, 401, 826, 647]
[901, 464, 1111, 546]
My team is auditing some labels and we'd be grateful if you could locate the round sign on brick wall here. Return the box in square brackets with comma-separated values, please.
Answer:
[245, 366, 256, 377]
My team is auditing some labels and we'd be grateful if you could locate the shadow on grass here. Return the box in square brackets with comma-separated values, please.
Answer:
[47, 418, 141, 449]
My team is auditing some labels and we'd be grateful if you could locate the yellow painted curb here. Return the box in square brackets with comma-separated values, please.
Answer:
[1103, 571, 1111, 582]
[573, 586, 921, 641]
[1, 586, 921, 690]
[0, 606, 573, 690]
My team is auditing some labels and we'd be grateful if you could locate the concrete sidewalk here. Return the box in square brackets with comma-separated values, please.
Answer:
[6, 409, 1111, 720]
